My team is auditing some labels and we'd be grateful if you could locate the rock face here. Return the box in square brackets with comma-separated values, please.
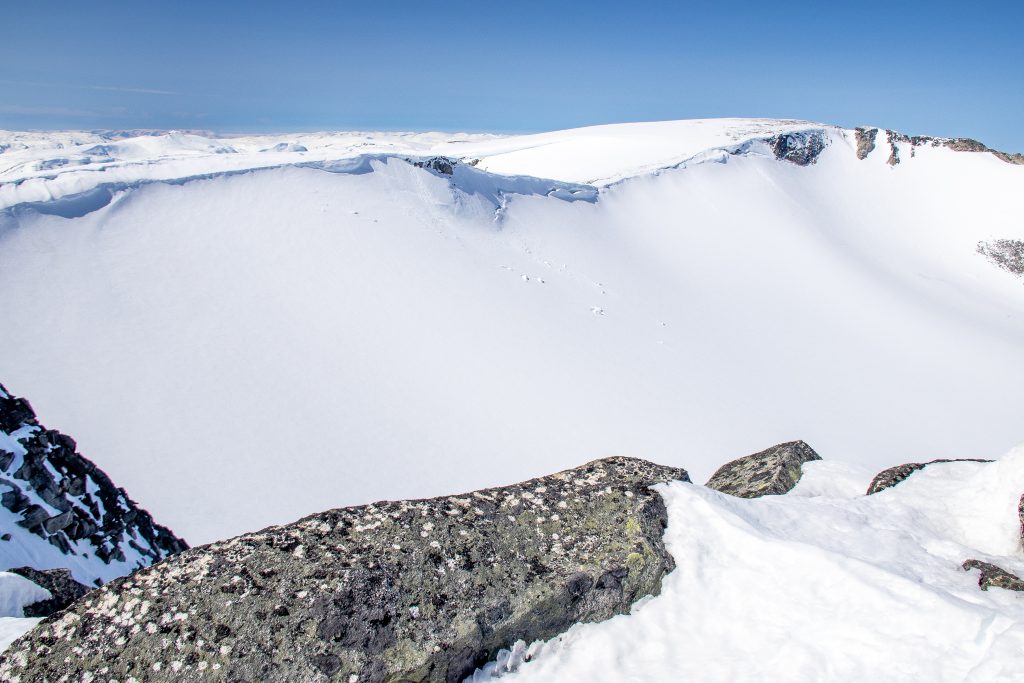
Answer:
[7, 567, 90, 617]
[0, 382, 187, 581]
[767, 131, 826, 166]
[705, 441, 821, 498]
[413, 156, 457, 176]
[865, 458, 993, 495]
[962, 560, 1024, 592]
[854, 127, 878, 159]
[0, 457, 689, 683]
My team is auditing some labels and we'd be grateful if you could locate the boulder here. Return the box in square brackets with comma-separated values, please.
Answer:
[865, 458, 993, 495]
[962, 559, 1024, 592]
[704, 440, 821, 498]
[7, 567, 90, 617]
[0, 456, 689, 683]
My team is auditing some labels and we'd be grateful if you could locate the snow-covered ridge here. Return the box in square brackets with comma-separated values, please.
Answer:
[1, 117, 1022, 545]
[4, 118, 1018, 213]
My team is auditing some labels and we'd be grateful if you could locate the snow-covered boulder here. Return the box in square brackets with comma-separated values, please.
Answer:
[705, 440, 821, 498]
[865, 458, 993, 495]
[0, 457, 689, 682]
[6, 567, 89, 617]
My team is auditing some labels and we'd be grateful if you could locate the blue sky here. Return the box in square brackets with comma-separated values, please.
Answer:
[3, 0, 1023, 150]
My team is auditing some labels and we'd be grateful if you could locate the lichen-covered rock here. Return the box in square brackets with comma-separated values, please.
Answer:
[962, 559, 1024, 592]
[0, 382, 187, 581]
[7, 566, 90, 617]
[865, 458, 993, 495]
[705, 441, 821, 498]
[0, 457, 689, 683]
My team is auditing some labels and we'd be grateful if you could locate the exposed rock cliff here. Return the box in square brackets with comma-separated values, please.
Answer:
[0, 457, 689, 682]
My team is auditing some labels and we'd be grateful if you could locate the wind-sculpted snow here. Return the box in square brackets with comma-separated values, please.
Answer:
[0, 119, 1022, 544]
[474, 447, 1024, 682]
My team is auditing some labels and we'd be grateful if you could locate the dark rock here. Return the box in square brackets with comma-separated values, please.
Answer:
[977, 239, 1024, 278]
[414, 156, 457, 176]
[8, 566, 91, 617]
[866, 458, 993, 495]
[962, 559, 1024, 592]
[886, 130, 907, 166]
[854, 127, 878, 160]
[1018, 494, 1024, 549]
[0, 382, 187, 571]
[0, 457, 689, 682]
[705, 440, 821, 498]
[768, 131, 826, 166]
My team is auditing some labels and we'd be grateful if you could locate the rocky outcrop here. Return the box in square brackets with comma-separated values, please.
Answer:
[0, 382, 187, 580]
[962, 559, 1024, 592]
[854, 127, 878, 160]
[977, 239, 1024, 278]
[768, 131, 826, 166]
[866, 458, 993, 495]
[705, 441, 821, 498]
[0, 457, 689, 683]
[413, 156, 457, 176]
[855, 128, 1024, 166]
[7, 567, 90, 617]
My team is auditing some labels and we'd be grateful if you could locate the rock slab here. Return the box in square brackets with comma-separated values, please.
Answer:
[705, 440, 821, 498]
[0, 457, 689, 683]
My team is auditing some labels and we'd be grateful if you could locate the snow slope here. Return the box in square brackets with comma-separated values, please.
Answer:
[0, 120, 1022, 544]
[478, 447, 1024, 682]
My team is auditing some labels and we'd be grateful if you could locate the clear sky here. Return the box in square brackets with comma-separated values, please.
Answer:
[3, 0, 1023, 150]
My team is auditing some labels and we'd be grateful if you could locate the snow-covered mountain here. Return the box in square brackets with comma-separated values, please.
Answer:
[0, 119, 1022, 545]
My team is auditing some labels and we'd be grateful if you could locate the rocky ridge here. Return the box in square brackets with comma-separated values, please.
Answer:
[852, 127, 1024, 166]
[0, 457, 689, 683]
[0, 383, 187, 584]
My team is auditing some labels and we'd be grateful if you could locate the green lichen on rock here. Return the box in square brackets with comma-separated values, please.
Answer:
[0, 456, 689, 683]
[705, 441, 821, 498]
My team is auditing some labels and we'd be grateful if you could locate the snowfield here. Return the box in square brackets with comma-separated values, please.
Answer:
[0, 119, 1022, 545]
[475, 447, 1024, 682]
